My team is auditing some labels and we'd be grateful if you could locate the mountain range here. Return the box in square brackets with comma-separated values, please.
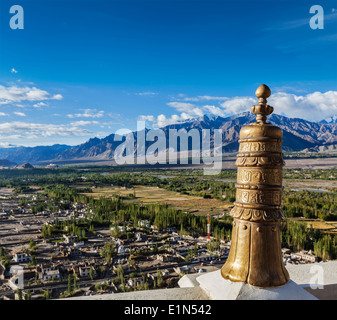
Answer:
[320, 115, 337, 124]
[1, 112, 337, 165]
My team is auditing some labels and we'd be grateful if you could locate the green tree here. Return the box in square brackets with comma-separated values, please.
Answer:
[44, 289, 51, 300]
[25, 290, 31, 300]
[90, 266, 95, 280]
[67, 274, 72, 293]
[29, 239, 37, 251]
[16, 288, 22, 300]
[116, 265, 125, 285]
[157, 269, 164, 288]
[30, 255, 37, 266]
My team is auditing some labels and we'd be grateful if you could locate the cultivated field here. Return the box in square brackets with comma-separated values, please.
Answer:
[82, 185, 232, 217]
[283, 179, 337, 191]
[290, 218, 337, 235]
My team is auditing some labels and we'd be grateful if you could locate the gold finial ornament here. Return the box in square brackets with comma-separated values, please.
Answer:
[251, 84, 274, 124]
[220, 84, 290, 287]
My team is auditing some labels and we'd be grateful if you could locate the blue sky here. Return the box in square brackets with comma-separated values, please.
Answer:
[0, 0, 336, 147]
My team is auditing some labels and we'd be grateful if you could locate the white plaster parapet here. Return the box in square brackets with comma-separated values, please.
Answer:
[62, 286, 209, 300]
[195, 270, 317, 300]
[63, 261, 337, 300]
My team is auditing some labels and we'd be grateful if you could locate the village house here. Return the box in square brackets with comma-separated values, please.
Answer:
[13, 251, 31, 263]
[169, 236, 180, 243]
[146, 270, 170, 283]
[127, 276, 144, 288]
[78, 265, 96, 278]
[37, 263, 62, 282]
[73, 241, 85, 247]
[0, 212, 8, 220]
[135, 232, 143, 242]
[173, 265, 194, 276]
[291, 251, 318, 263]
[68, 247, 82, 257]
[72, 202, 84, 210]
[156, 253, 175, 262]
[63, 234, 79, 244]
[191, 252, 217, 264]
[138, 220, 150, 228]
[39, 263, 53, 274]
[117, 245, 129, 254]
[41, 269, 61, 281]
[165, 227, 176, 233]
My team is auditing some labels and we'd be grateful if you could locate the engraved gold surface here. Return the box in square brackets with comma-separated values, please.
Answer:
[237, 168, 283, 185]
[236, 188, 282, 206]
[230, 206, 284, 222]
[235, 155, 285, 168]
[221, 84, 290, 287]
[239, 140, 282, 153]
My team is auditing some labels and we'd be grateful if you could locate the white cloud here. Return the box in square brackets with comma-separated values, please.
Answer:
[192, 108, 204, 117]
[0, 112, 9, 116]
[52, 94, 63, 100]
[0, 121, 91, 139]
[181, 97, 200, 102]
[268, 91, 337, 121]
[220, 97, 256, 115]
[69, 120, 99, 126]
[0, 85, 63, 104]
[198, 96, 229, 101]
[167, 101, 196, 111]
[33, 102, 48, 108]
[174, 95, 229, 102]
[158, 113, 195, 127]
[167, 102, 204, 117]
[144, 90, 337, 128]
[0, 142, 14, 148]
[157, 114, 180, 127]
[11, 68, 18, 74]
[106, 112, 122, 119]
[0, 100, 11, 105]
[202, 105, 227, 117]
[13, 111, 26, 117]
[67, 109, 104, 119]
[0, 134, 24, 140]
[138, 115, 155, 122]
[135, 92, 158, 96]
[139, 113, 194, 128]
[213, 91, 337, 122]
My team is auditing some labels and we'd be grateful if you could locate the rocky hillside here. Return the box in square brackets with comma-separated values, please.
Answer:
[56, 112, 337, 161]
[0, 113, 336, 164]
[0, 144, 71, 164]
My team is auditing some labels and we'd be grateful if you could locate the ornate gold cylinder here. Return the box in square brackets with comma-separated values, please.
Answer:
[221, 84, 290, 287]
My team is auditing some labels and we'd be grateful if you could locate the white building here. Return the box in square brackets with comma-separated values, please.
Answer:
[39, 264, 61, 281]
[118, 245, 129, 254]
[63, 235, 78, 244]
[13, 252, 31, 263]
[73, 241, 85, 247]
[291, 251, 318, 263]
[79, 266, 96, 278]
[138, 220, 150, 228]
[127, 277, 143, 288]
[42, 269, 61, 281]
[136, 233, 142, 242]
